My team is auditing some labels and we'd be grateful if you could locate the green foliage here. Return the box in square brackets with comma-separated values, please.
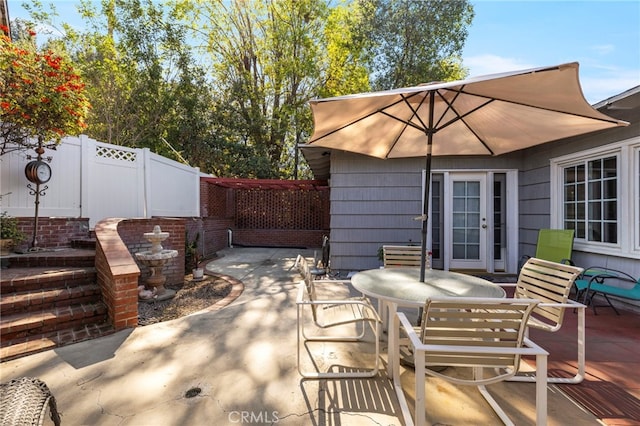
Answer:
[15, 0, 475, 178]
[185, 230, 200, 272]
[184, 0, 330, 178]
[0, 212, 26, 242]
[319, 1, 371, 97]
[63, 0, 204, 154]
[0, 25, 90, 154]
[359, 0, 474, 90]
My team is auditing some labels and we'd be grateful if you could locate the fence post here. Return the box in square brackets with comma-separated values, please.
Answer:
[193, 167, 201, 217]
[142, 147, 151, 218]
[80, 135, 92, 220]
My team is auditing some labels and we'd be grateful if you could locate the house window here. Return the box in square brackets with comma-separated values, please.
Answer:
[551, 136, 640, 258]
[563, 156, 617, 243]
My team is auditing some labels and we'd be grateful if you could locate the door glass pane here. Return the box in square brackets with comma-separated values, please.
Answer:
[467, 244, 480, 259]
[453, 213, 465, 227]
[453, 244, 466, 258]
[453, 228, 466, 243]
[452, 180, 481, 261]
[467, 197, 480, 212]
[467, 182, 480, 197]
[467, 213, 479, 227]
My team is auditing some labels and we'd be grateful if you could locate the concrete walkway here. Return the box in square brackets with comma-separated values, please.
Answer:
[0, 247, 599, 425]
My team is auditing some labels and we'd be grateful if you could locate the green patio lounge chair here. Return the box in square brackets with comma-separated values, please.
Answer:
[534, 229, 575, 264]
[519, 229, 575, 273]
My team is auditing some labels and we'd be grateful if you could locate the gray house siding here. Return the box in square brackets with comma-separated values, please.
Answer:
[329, 154, 425, 272]
[328, 152, 522, 272]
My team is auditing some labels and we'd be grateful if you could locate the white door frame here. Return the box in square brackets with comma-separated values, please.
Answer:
[445, 172, 488, 270]
[428, 169, 519, 273]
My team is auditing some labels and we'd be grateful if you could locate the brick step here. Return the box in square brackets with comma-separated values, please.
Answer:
[0, 322, 115, 362]
[0, 283, 102, 316]
[71, 238, 97, 249]
[4, 248, 95, 268]
[0, 267, 96, 295]
[0, 301, 109, 344]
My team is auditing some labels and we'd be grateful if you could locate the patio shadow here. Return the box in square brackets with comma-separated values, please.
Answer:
[301, 369, 401, 425]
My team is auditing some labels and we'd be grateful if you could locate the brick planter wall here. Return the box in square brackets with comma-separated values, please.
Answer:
[13, 217, 90, 251]
[182, 217, 234, 265]
[118, 218, 186, 286]
[233, 229, 327, 248]
[94, 217, 186, 331]
[94, 218, 140, 330]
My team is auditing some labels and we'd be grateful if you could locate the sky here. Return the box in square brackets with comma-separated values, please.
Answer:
[462, 1, 640, 104]
[6, 0, 640, 105]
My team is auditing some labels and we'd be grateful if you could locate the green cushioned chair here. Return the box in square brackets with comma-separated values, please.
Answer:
[534, 229, 575, 264]
[519, 229, 575, 274]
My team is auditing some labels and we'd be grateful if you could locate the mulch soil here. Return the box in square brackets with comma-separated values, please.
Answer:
[137, 274, 232, 326]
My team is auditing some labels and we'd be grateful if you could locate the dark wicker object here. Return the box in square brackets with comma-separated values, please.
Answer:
[0, 377, 61, 426]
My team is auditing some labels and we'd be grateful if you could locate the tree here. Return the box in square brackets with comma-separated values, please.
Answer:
[13, 0, 475, 179]
[62, 0, 204, 156]
[0, 25, 89, 155]
[359, 0, 474, 90]
[181, 0, 331, 178]
[319, 1, 371, 98]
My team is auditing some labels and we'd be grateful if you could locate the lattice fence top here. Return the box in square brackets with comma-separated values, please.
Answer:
[96, 145, 138, 162]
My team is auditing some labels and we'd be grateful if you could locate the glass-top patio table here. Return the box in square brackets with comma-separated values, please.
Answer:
[351, 267, 506, 376]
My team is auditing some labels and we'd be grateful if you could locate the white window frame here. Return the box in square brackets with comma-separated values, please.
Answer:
[550, 136, 640, 259]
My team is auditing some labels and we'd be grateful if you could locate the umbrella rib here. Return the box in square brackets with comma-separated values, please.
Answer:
[435, 89, 496, 155]
[309, 93, 427, 143]
[445, 87, 624, 125]
[308, 106, 389, 143]
[432, 89, 463, 130]
[382, 93, 433, 156]
[380, 92, 431, 130]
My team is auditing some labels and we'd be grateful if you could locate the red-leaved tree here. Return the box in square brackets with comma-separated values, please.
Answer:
[0, 25, 90, 155]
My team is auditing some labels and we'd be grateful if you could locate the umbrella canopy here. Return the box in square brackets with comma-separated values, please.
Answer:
[306, 62, 628, 280]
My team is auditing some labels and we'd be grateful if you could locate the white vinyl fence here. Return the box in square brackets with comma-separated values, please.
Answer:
[0, 135, 202, 228]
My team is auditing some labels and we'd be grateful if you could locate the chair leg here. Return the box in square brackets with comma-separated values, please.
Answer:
[480, 358, 547, 426]
[583, 290, 620, 315]
[535, 352, 548, 426]
[297, 305, 380, 379]
[477, 384, 515, 426]
[414, 348, 426, 426]
[392, 313, 417, 426]
[508, 307, 585, 384]
[602, 293, 620, 315]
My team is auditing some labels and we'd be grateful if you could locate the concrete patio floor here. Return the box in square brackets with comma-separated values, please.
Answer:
[0, 247, 627, 425]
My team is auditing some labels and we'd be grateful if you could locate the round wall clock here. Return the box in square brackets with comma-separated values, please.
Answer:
[25, 160, 52, 184]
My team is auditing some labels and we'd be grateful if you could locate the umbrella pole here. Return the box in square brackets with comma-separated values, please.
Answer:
[420, 91, 435, 283]
[420, 148, 432, 282]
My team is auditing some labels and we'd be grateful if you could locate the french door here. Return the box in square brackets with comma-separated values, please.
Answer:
[447, 173, 488, 270]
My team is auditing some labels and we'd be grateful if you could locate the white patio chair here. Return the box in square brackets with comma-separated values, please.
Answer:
[382, 245, 427, 268]
[381, 245, 430, 325]
[393, 297, 548, 426]
[505, 257, 585, 384]
[296, 255, 381, 378]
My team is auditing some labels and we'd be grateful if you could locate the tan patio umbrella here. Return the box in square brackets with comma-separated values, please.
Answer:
[306, 62, 628, 281]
